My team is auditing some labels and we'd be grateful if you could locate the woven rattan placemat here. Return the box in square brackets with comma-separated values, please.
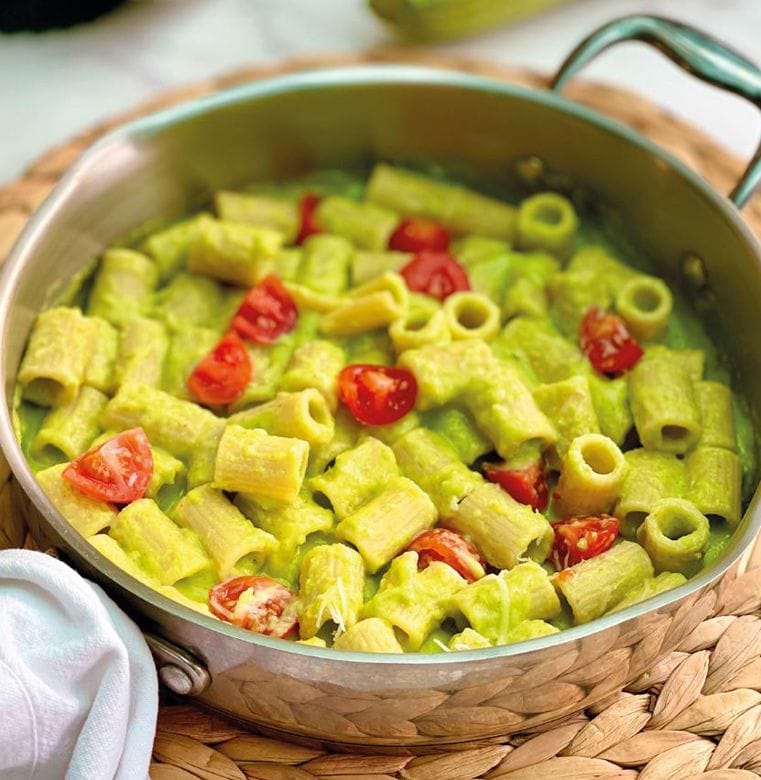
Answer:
[2, 52, 761, 779]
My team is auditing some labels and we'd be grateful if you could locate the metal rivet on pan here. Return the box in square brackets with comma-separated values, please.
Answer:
[159, 664, 195, 695]
[682, 253, 708, 289]
[515, 155, 545, 187]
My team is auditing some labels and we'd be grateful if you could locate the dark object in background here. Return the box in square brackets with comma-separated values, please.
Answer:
[0, 0, 128, 32]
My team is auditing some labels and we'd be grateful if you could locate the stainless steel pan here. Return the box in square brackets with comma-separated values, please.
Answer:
[2, 16, 761, 747]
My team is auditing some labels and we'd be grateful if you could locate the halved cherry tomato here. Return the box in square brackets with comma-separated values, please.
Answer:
[399, 250, 470, 301]
[407, 528, 486, 582]
[338, 364, 417, 426]
[389, 217, 451, 253]
[62, 428, 153, 504]
[209, 575, 298, 638]
[295, 193, 322, 245]
[232, 274, 298, 344]
[187, 331, 252, 406]
[580, 307, 643, 375]
[550, 514, 620, 570]
[484, 459, 549, 511]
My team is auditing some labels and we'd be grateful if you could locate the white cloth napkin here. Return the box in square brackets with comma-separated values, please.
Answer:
[0, 549, 158, 780]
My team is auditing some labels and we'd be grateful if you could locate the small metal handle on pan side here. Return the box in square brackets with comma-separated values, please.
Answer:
[550, 14, 761, 209]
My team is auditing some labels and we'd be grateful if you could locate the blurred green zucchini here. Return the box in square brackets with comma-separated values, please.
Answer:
[369, 0, 568, 42]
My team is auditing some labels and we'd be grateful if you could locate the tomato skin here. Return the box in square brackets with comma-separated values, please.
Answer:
[580, 307, 643, 375]
[62, 428, 153, 504]
[407, 528, 486, 582]
[389, 218, 451, 253]
[295, 193, 322, 245]
[338, 364, 417, 425]
[187, 331, 252, 406]
[399, 250, 470, 301]
[231, 274, 298, 344]
[209, 575, 298, 638]
[484, 460, 549, 511]
[550, 514, 620, 570]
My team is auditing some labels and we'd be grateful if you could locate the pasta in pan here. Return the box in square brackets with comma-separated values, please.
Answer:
[14, 163, 755, 652]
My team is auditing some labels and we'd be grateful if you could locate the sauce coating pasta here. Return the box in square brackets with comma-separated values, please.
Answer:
[15, 163, 755, 652]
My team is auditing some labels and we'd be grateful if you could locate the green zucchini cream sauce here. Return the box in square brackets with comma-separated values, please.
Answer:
[15, 163, 757, 653]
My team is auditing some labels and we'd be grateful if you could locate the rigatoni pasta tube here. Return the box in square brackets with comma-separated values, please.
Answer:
[615, 448, 687, 538]
[87, 248, 158, 327]
[298, 544, 365, 639]
[336, 476, 436, 574]
[36, 464, 117, 537]
[516, 192, 579, 257]
[214, 425, 308, 503]
[695, 381, 736, 451]
[568, 245, 637, 297]
[398, 339, 494, 409]
[586, 372, 632, 447]
[453, 562, 560, 645]
[607, 571, 687, 614]
[300, 234, 352, 295]
[154, 272, 225, 332]
[389, 308, 451, 353]
[615, 275, 673, 341]
[115, 316, 168, 388]
[214, 191, 299, 241]
[628, 348, 702, 454]
[446, 483, 554, 570]
[18, 307, 97, 407]
[465, 360, 557, 460]
[309, 437, 399, 520]
[392, 428, 481, 515]
[32, 386, 107, 460]
[141, 213, 213, 280]
[442, 291, 501, 342]
[172, 485, 276, 578]
[549, 269, 611, 337]
[228, 389, 334, 446]
[366, 163, 516, 240]
[555, 433, 627, 516]
[319, 272, 408, 337]
[109, 499, 211, 585]
[686, 446, 742, 527]
[280, 340, 345, 410]
[333, 618, 404, 653]
[493, 315, 583, 384]
[637, 498, 710, 575]
[351, 250, 411, 285]
[314, 196, 398, 251]
[449, 628, 492, 651]
[83, 316, 119, 394]
[88, 535, 213, 615]
[533, 375, 600, 461]
[361, 552, 466, 650]
[186, 219, 283, 287]
[553, 541, 654, 624]
[101, 382, 223, 459]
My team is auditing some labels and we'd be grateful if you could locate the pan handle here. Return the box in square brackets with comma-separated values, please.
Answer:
[550, 15, 761, 209]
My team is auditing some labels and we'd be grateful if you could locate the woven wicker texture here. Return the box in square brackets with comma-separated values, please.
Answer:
[2, 52, 761, 778]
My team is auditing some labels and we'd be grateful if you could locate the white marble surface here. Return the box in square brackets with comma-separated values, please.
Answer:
[0, 0, 759, 186]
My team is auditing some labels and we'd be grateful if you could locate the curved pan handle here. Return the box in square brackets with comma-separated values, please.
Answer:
[550, 15, 761, 209]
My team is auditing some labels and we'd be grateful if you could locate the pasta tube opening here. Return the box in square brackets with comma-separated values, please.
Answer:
[555, 433, 627, 516]
[516, 192, 579, 256]
[615, 276, 673, 342]
[443, 292, 500, 341]
[636, 498, 710, 575]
